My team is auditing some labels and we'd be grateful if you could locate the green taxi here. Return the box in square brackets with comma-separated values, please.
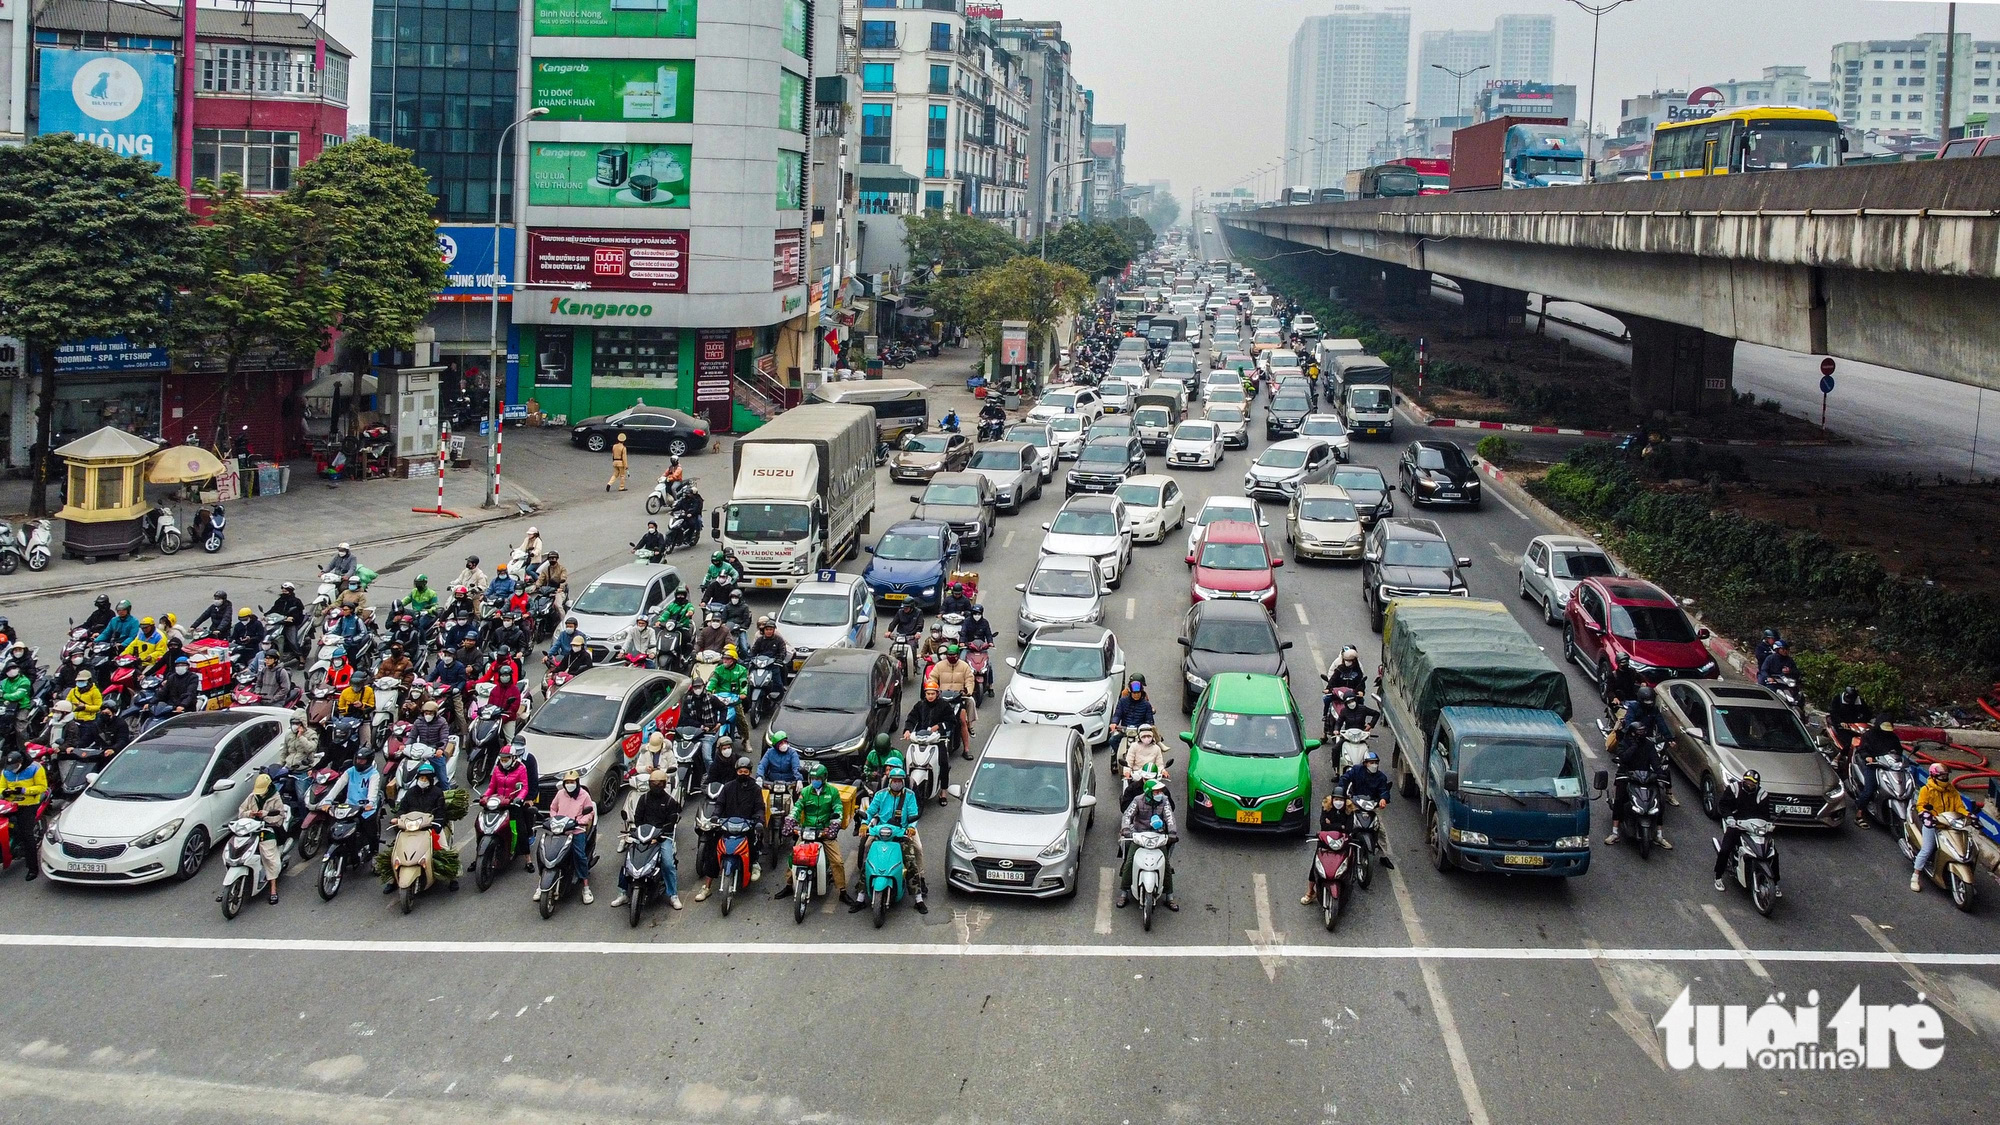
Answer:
[1180, 672, 1317, 833]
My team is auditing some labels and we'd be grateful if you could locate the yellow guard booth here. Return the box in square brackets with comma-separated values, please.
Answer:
[54, 427, 160, 561]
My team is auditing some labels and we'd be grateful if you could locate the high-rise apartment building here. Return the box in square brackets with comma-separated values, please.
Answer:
[1831, 33, 2000, 136]
[1284, 5, 1410, 187]
[992, 19, 1091, 239]
[370, 0, 519, 222]
[1704, 65, 1834, 112]
[1415, 30, 1493, 121]
[1493, 14, 1553, 87]
[1090, 122, 1125, 218]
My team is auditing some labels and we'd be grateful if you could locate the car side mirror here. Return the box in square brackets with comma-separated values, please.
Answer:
[622, 723, 640, 735]
[1697, 628, 1711, 640]
[1280, 640, 1294, 650]
[1303, 738, 1322, 751]
[1176, 637, 1191, 647]
[1269, 556, 1283, 568]
[1041, 522, 1052, 531]
[909, 494, 923, 504]
[1686, 727, 1704, 743]
[875, 695, 894, 708]
[864, 545, 875, 554]
[1443, 770, 1460, 793]
[1593, 770, 1610, 792]
[1079, 793, 1098, 809]
[1110, 665, 1125, 678]
[1004, 657, 1019, 669]
[85, 771, 100, 785]
[1455, 557, 1472, 569]
[1178, 731, 1194, 746]
[858, 610, 871, 622]
[1362, 552, 1380, 562]
[947, 784, 964, 798]
[210, 776, 238, 794]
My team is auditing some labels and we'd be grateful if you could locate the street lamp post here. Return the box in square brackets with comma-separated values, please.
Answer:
[486, 105, 548, 508]
[1564, 0, 1636, 168]
[1431, 63, 1490, 125]
[1366, 101, 1410, 163]
[1039, 157, 1097, 259]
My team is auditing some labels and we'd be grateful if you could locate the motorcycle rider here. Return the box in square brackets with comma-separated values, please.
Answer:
[428, 646, 470, 728]
[662, 454, 685, 486]
[237, 773, 288, 904]
[444, 585, 478, 623]
[1754, 628, 1785, 668]
[1712, 770, 1777, 891]
[632, 522, 667, 561]
[774, 762, 849, 904]
[534, 552, 569, 616]
[409, 700, 454, 759]
[66, 670, 104, 723]
[442, 610, 482, 655]
[191, 590, 235, 639]
[376, 642, 414, 686]
[748, 618, 791, 690]
[1339, 751, 1395, 869]
[1604, 705, 1674, 850]
[545, 617, 584, 670]
[694, 756, 767, 901]
[721, 590, 754, 650]
[701, 552, 739, 602]
[229, 606, 265, 654]
[978, 399, 1007, 434]
[670, 482, 703, 534]
[757, 730, 804, 789]
[1, 749, 47, 880]
[1300, 791, 1356, 904]
[1120, 726, 1168, 806]
[851, 765, 928, 914]
[1115, 779, 1179, 911]
[1757, 638, 1799, 688]
[517, 526, 544, 576]
[486, 564, 519, 608]
[122, 617, 169, 667]
[488, 665, 525, 738]
[1324, 688, 1378, 736]
[401, 575, 439, 632]
[385, 760, 455, 894]
[610, 768, 682, 911]
[337, 576, 369, 614]
[544, 769, 597, 905]
[708, 646, 750, 709]
[325, 543, 360, 582]
[94, 600, 139, 650]
[1110, 677, 1155, 763]
[270, 583, 307, 657]
[963, 603, 995, 648]
[323, 748, 382, 856]
[1911, 762, 1969, 893]
[887, 602, 924, 651]
[863, 732, 904, 786]
[253, 644, 294, 709]
[1602, 653, 1640, 713]
[482, 748, 534, 862]
[660, 588, 696, 635]
[930, 646, 977, 745]
[939, 581, 974, 619]
[160, 655, 201, 716]
[675, 679, 720, 785]
[1850, 717, 1905, 829]
[82, 594, 115, 636]
[903, 683, 960, 804]
[454, 556, 488, 599]
[1324, 645, 1367, 696]
[1827, 686, 1871, 758]
[694, 614, 735, 658]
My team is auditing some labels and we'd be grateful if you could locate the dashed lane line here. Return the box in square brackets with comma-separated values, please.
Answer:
[1293, 603, 1309, 626]
[1387, 862, 1491, 1125]
[1094, 866, 1117, 936]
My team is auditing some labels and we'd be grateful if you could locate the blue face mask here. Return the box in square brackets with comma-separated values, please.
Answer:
[811, 778, 824, 790]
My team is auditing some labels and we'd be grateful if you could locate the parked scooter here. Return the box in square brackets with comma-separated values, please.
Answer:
[218, 814, 288, 919]
[0, 519, 51, 574]
[532, 812, 594, 918]
[1904, 805, 1982, 911]
[699, 813, 757, 916]
[139, 504, 183, 555]
[192, 505, 226, 554]
[1124, 827, 1173, 931]
[619, 821, 671, 927]
[1713, 816, 1782, 917]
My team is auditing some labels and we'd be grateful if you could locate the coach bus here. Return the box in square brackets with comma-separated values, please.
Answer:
[1649, 106, 1845, 178]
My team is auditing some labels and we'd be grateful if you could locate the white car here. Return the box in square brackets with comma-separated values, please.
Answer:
[1519, 534, 1623, 626]
[1186, 494, 1266, 559]
[1206, 402, 1250, 449]
[1291, 314, 1319, 336]
[1039, 494, 1133, 588]
[1260, 349, 1301, 374]
[1167, 419, 1226, 469]
[1046, 414, 1087, 460]
[777, 573, 878, 665]
[1027, 387, 1103, 425]
[1004, 421, 1059, 482]
[1001, 624, 1127, 748]
[1245, 437, 1337, 500]
[42, 709, 290, 885]
[1116, 475, 1188, 544]
[1298, 413, 1351, 461]
[1098, 381, 1135, 415]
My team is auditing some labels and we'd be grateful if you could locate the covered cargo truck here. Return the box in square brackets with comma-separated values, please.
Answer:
[1449, 116, 1580, 191]
[1378, 598, 1603, 877]
[716, 404, 877, 590]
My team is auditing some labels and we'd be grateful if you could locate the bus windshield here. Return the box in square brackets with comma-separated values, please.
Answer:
[1740, 123, 1841, 171]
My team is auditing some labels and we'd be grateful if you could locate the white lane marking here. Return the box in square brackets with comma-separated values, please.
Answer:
[1487, 540, 1516, 567]
[1307, 640, 1327, 676]
[1095, 866, 1117, 935]
[1489, 487, 1530, 521]
[1387, 865, 1491, 1125]
[1244, 873, 1287, 981]
[1853, 913, 1980, 1034]
[1003, 530, 1015, 548]
[1125, 597, 1136, 620]
[1566, 721, 1600, 763]
[1292, 603, 1310, 626]
[1585, 939, 1669, 1071]
[1701, 903, 1770, 981]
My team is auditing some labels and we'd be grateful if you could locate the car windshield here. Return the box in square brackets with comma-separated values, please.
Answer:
[1051, 509, 1118, 536]
[88, 732, 216, 800]
[1257, 448, 1308, 469]
[784, 669, 871, 711]
[1163, 359, 1196, 374]
[1176, 423, 1217, 441]
[1199, 541, 1268, 570]
[1208, 405, 1245, 423]
[1049, 417, 1084, 436]
[1271, 394, 1311, 412]
[1134, 407, 1171, 426]
[1334, 468, 1385, 494]
[1299, 497, 1358, 522]
[1196, 709, 1300, 757]
[1456, 738, 1580, 795]
[1192, 618, 1279, 654]
[1350, 387, 1392, 410]
[1044, 392, 1081, 410]
[572, 581, 644, 616]
[1607, 603, 1698, 643]
[1416, 446, 1469, 471]
[1018, 643, 1108, 682]
[875, 531, 943, 561]
[1382, 539, 1455, 568]
[779, 593, 851, 627]
[1102, 383, 1131, 398]
[525, 691, 622, 740]
[1301, 418, 1347, 437]
[1079, 445, 1128, 466]
[964, 757, 1072, 815]
[1553, 551, 1616, 580]
[902, 435, 951, 453]
[1712, 705, 1815, 753]
[1006, 427, 1048, 448]
[1029, 567, 1096, 598]
[923, 483, 983, 506]
[725, 501, 811, 542]
[1209, 388, 1245, 404]
[1117, 483, 1162, 507]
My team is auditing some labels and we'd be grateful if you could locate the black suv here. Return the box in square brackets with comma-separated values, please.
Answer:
[1360, 517, 1471, 632]
[1398, 440, 1483, 508]
[1066, 436, 1146, 496]
[1265, 387, 1314, 440]
[910, 471, 998, 562]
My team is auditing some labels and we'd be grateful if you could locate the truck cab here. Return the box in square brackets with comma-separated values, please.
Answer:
[1503, 125, 1586, 188]
[1335, 355, 1395, 438]
[1416, 707, 1599, 876]
[718, 404, 876, 590]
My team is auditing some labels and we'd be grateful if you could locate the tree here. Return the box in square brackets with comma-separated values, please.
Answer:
[287, 138, 445, 358]
[961, 257, 1093, 373]
[0, 136, 195, 516]
[1143, 190, 1182, 235]
[1044, 221, 1139, 280]
[1111, 215, 1156, 256]
[174, 175, 341, 445]
[902, 210, 1021, 278]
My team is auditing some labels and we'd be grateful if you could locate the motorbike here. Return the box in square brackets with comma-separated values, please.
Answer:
[938, 690, 968, 760]
[103, 654, 142, 712]
[218, 814, 288, 919]
[473, 795, 528, 892]
[117, 674, 172, 736]
[1347, 796, 1381, 889]
[466, 704, 509, 787]
[656, 622, 693, 676]
[1764, 674, 1806, 720]
[1332, 727, 1371, 773]
[670, 726, 706, 805]
[1904, 806, 1981, 911]
[294, 768, 343, 860]
[316, 803, 369, 900]
[976, 417, 1006, 442]
[139, 504, 183, 555]
[0, 519, 51, 573]
[644, 476, 677, 516]
[1309, 828, 1358, 932]
[966, 639, 994, 700]
[191, 505, 226, 554]
[861, 820, 911, 928]
[875, 441, 892, 467]
[1613, 766, 1665, 859]
[1124, 828, 1173, 932]
[711, 690, 748, 748]
[789, 823, 831, 923]
[388, 810, 443, 914]
[306, 628, 347, 690]
[390, 739, 450, 805]
[620, 821, 672, 927]
[763, 780, 796, 870]
[1850, 747, 1919, 835]
[888, 632, 918, 680]
[700, 813, 757, 916]
[665, 507, 702, 553]
[369, 677, 403, 744]
[533, 813, 594, 918]
[903, 729, 944, 805]
[939, 612, 966, 644]
[525, 589, 561, 643]
[745, 655, 784, 729]
[312, 571, 345, 611]
[1713, 816, 1782, 917]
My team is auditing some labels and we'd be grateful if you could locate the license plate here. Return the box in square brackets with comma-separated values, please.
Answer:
[1364, 427, 1380, 435]
[1775, 804, 1811, 817]
[1501, 854, 1545, 867]
[753, 577, 774, 588]
[985, 868, 1027, 882]
[68, 862, 107, 874]
[1234, 809, 1263, 825]
[882, 593, 908, 601]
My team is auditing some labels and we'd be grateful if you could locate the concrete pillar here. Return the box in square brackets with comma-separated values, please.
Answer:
[1381, 264, 1431, 309]
[1627, 315, 1736, 416]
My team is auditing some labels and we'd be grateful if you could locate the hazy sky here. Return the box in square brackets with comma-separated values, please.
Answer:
[318, 0, 2000, 202]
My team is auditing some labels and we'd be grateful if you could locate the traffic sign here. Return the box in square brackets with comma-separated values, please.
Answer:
[1820, 357, 1836, 377]
[1819, 374, 1836, 395]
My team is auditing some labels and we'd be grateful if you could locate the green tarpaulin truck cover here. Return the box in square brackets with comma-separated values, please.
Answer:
[1382, 597, 1573, 736]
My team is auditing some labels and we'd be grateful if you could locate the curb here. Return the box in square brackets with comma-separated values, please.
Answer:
[1427, 417, 1619, 440]
[1404, 391, 1847, 449]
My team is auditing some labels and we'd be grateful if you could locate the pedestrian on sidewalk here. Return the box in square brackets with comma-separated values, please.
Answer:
[606, 433, 629, 492]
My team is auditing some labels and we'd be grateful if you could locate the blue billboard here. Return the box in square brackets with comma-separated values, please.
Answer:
[37, 48, 178, 178]
[437, 225, 518, 301]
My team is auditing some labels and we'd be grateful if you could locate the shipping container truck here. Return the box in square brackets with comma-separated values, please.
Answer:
[1448, 116, 1584, 191]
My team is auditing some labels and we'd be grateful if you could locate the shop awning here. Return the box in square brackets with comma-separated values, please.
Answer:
[897, 306, 937, 319]
[857, 163, 920, 194]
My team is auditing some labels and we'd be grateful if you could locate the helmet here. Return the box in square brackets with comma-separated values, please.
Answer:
[672, 588, 689, 602]
[944, 644, 961, 656]
[1636, 685, 1655, 703]
[734, 755, 753, 772]
[887, 767, 907, 780]
[757, 616, 774, 628]
[1929, 762, 1948, 779]
[649, 769, 669, 786]
[1143, 779, 1164, 798]
[561, 769, 583, 786]
[496, 563, 508, 574]
[140, 617, 156, 627]
[729, 590, 743, 603]
[1762, 628, 1778, 640]
[1616, 653, 1632, 669]
[723, 644, 738, 659]
[117, 600, 131, 610]
[873, 732, 892, 750]
[214, 589, 228, 600]
[94, 594, 110, 608]
[1740, 769, 1762, 789]
[238, 607, 253, 618]
[1339, 645, 1359, 663]
[670, 454, 681, 465]
[711, 551, 725, 563]
[1773, 639, 1788, 651]
[281, 582, 295, 592]
[465, 556, 479, 566]
[971, 603, 984, 615]
[527, 526, 539, 536]
[1362, 750, 1380, 764]
[414, 575, 428, 586]
[807, 763, 828, 781]
[75, 671, 91, 684]
[768, 730, 789, 747]
[415, 761, 437, 777]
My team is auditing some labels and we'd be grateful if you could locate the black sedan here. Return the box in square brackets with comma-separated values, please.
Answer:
[1398, 439, 1482, 508]
[571, 406, 711, 455]
[771, 648, 904, 781]
[1178, 599, 1292, 713]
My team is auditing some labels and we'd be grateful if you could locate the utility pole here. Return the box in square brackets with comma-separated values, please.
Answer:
[1942, 2, 1959, 143]
[486, 106, 547, 508]
[1564, 0, 1637, 170]
[1432, 63, 1490, 125]
[1367, 100, 1409, 162]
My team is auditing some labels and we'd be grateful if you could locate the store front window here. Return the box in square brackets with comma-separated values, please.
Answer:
[592, 328, 679, 384]
[54, 378, 161, 445]
[535, 329, 575, 386]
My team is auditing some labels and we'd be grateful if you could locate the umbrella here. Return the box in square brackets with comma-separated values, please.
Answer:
[147, 445, 227, 484]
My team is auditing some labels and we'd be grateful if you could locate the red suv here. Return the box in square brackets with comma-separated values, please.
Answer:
[1562, 577, 1717, 698]
[1189, 519, 1281, 611]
